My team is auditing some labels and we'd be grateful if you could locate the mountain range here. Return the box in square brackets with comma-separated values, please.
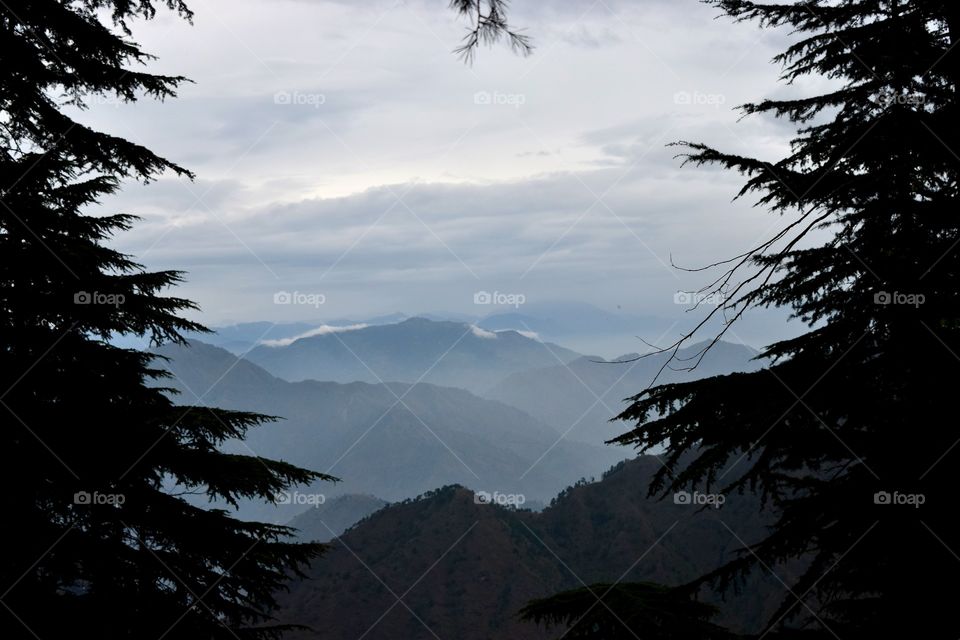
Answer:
[148, 314, 782, 639]
[153, 338, 627, 522]
[182, 301, 678, 358]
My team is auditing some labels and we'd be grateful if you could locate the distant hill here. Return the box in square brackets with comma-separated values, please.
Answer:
[287, 494, 388, 543]
[152, 340, 626, 522]
[244, 317, 581, 393]
[485, 340, 762, 446]
[276, 455, 793, 639]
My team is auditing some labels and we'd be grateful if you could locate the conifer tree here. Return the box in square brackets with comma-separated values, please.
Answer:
[0, 2, 333, 638]
[618, 1, 960, 635]
[474, 0, 958, 636]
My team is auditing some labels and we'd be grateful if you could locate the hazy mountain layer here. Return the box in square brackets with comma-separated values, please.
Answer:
[287, 494, 389, 543]
[153, 340, 627, 522]
[485, 340, 762, 445]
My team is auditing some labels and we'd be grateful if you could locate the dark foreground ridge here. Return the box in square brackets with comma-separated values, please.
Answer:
[277, 455, 795, 639]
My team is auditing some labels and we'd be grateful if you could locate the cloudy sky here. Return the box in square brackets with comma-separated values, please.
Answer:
[77, 0, 817, 349]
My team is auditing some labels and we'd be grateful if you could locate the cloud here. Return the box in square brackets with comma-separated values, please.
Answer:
[468, 326, 539, 341]
[73, 0, 803, 351]
[502, 329, 541, 341]
[260, 323, 368, 347]
[470, 325, 497, 339]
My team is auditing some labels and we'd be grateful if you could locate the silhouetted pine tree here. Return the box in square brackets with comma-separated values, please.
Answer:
[486, 0, 959, 637]
[0, 2, 333, 638]
[609, 1, 960, 637]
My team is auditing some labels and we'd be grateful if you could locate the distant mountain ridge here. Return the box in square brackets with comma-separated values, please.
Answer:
[187, 301, 678, 357]
[244, 317, 581, 393]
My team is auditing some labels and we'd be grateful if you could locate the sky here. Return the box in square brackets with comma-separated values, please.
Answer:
[75, 0, 819, 349]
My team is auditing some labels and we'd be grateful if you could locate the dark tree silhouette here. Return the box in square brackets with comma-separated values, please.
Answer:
[519, 583, 730, 640]
[0, 2, 334, 638]
[488, 0, 959, 638]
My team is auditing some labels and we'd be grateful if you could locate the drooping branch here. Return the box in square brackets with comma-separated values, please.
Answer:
[449, 0, 533, 63]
